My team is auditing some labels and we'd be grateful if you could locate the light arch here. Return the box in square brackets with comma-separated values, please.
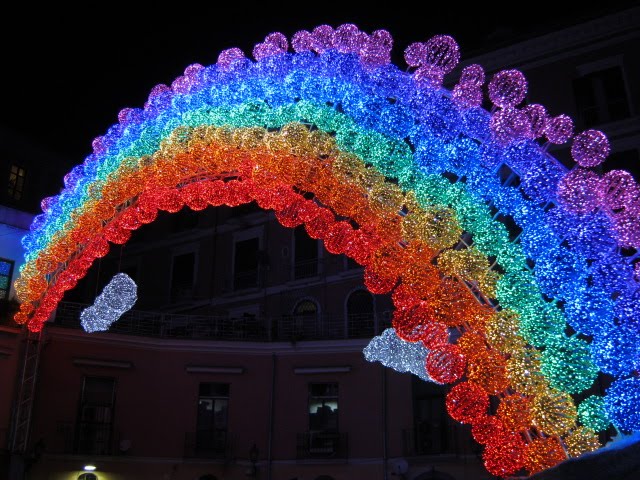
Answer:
[13, 25, 640, 477]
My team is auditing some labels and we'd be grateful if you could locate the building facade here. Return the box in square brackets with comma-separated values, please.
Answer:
[1, 6, 639, 480]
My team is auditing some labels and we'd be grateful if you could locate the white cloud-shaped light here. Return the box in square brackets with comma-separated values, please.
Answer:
[81, 273, 137, 333]
[363, 328, 434, 382]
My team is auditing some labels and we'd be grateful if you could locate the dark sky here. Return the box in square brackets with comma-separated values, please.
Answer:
[2, 2, 637, 170]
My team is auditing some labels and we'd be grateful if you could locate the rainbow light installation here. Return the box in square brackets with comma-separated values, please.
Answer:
[12, 25, 640, 477]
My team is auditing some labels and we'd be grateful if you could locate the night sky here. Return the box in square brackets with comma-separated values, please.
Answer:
[2, 2, 637, 171]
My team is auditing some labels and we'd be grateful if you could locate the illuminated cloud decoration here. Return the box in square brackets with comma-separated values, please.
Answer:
[80, 273, 137, 333]
[364, 328, 434, 382]
[12, 24, 640, 477]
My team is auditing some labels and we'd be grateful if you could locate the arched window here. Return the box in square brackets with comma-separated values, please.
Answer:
[293, 299, 318, 340]
[346, 290, 374, 338]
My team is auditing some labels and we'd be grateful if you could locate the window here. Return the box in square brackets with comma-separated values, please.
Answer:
[294, 226, 318, 279]
[234, 237, 259, 289]
[196, 383, 229, 454]
[309, 383, 338, 433]
[307, 383, 339, 455]
[171, 252, 195, 300]
[293, 299, 318, 340]
[0, 258, 14, 300]
[75, 376, 116, 455]
[7, 164, 26, 200]
[573, 66, 630, 127]
[346, 290, 375, 338]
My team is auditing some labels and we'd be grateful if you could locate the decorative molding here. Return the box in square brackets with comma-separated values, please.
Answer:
[73, 357, 133, 369]
[48, 325, 370, 354]
[294, 366, 351, 374]
[185, 365, 244, 374]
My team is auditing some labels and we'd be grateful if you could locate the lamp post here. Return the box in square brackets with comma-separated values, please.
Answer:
[246, 443, 259, 477]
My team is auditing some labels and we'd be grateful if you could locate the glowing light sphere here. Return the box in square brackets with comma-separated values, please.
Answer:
[524, 436, 566, 474]
[311, 25, 334, 53]
[488, 70, 527, 108]
[291, 30, 314, 52]
[541, 336, 598, 394]
[522, 104, 548, 139]
[571, 129, 610, 167]
[485, 309, 524, 354]
[452, 84, 483, 109]
[506, 349, 548, 396]
[363, 328, 434, 382]
[490, 108, 533, 145]
[482, 434, 527, 477]
[497, 395, 532, 432]
[577, 395, 610, 432]
[80, 273, 137, 333]
[332, 23, 366, 53]
[564, 427, 601, 457]
[445, 381, 489, 424]
[466, 350, 509, 394]
[459, 64, 485, 86]
[217, 48, 246, 69]
[532, 389, 577, 436]
[556, 168, 603, 214]
[471, 416, 505, 445]
[544, 114, 574, 144]
[425, 344, 466, 384]
[601, 169, 639, 211]
[423, 35, 460, 74]
[591, 327, 640, 377]
[604, 377, 640, 431]
[403, 42, 427, 68]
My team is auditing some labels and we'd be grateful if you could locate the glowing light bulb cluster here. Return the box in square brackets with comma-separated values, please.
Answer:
[14, 25, 640, 477]
[364, 328, 433, 382]
[80, 273, 137, 333]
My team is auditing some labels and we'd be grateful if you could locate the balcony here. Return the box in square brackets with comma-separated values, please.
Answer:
[296, 431, 347, 460]
[53, 302, 389, 342]
[50, 421, 119, 456]
[184, 430, 230, 459]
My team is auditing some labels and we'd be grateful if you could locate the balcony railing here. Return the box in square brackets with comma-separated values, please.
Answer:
[53, 302, 389, 342]
[184, 430, 230, 459]
[50, 421, 119, 455]
[296, 431, 347, 460]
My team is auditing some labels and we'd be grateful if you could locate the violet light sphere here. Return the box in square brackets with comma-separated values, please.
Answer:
[488, 69, 528, 108]
[571, 129, 610, 167]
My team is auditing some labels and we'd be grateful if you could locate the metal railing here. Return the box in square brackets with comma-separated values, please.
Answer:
[184, 430, 230, 459]
[54, 302, 389, 342]
[296, 431, 348, 460]
[51, 421, 118, 455]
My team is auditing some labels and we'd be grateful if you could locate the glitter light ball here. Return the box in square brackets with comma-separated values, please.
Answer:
[423, 35, 460, 74]
[556, 167, 603, 213]
[544, 114, 574, 144]
[577, 395, 610, 432]
[531, 389, 577, 436]
[571, 129, 610, 167]
[425, 344, 467, 384]
[459, 64, 485, 86]
[497, 395, 532, 432]
[80, 273, 137, 333]
[445, 381, 489, 424]
[482, 434, 527, 477]
[488, 70, 527, 108]
[471, 416, 506, 445]
[604, 377, 640, 431]
[524, 436, 567, 474]
[523, 104, 548, 138]
[564, 426, 601, 457]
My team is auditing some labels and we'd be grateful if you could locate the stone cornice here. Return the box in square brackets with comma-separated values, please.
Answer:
[462, 8, 640, 72]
